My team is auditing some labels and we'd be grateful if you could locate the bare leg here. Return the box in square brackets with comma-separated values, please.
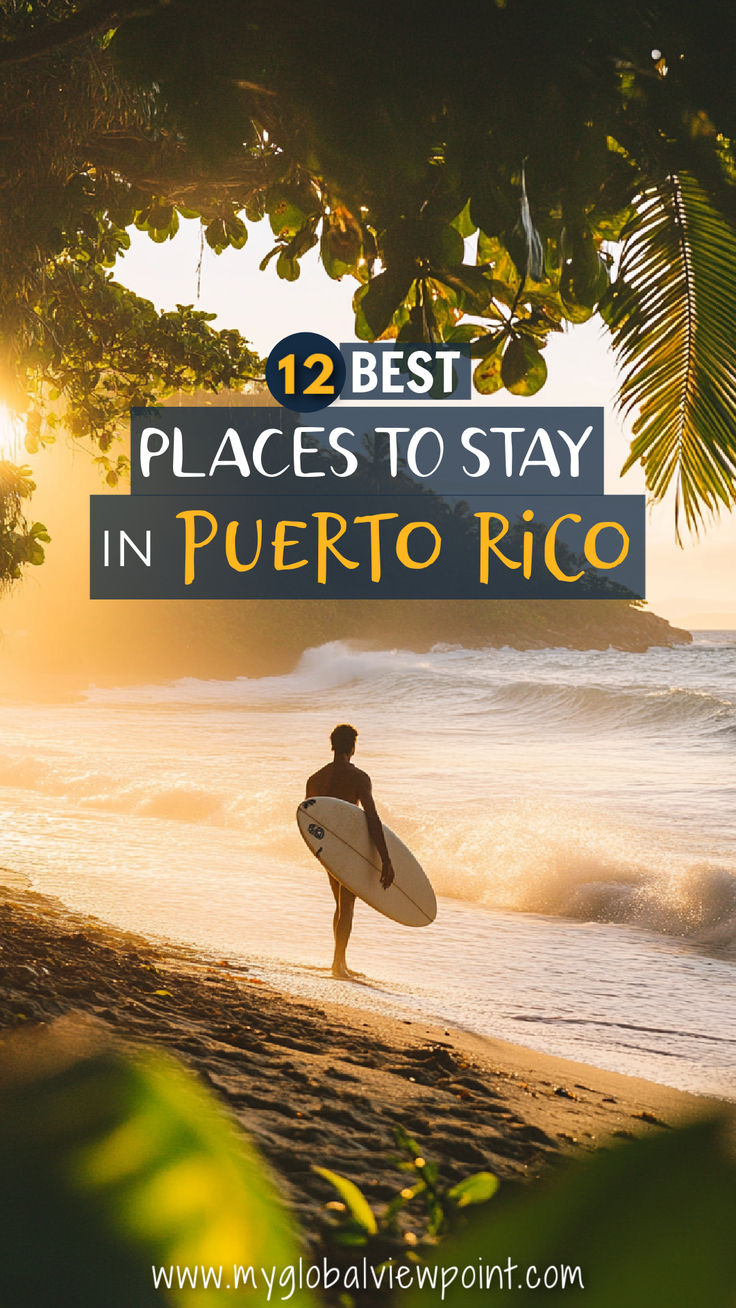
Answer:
[328, 874, 356, 978]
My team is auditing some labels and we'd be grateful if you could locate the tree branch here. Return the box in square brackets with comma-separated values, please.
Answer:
[85, 131, 289, 205]
[0, 0, 163, 66]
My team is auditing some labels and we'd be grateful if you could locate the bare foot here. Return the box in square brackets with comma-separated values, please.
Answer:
[331, 962, 355, 979]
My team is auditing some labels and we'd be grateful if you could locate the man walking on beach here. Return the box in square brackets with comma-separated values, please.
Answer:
[305, 723, 394, 979]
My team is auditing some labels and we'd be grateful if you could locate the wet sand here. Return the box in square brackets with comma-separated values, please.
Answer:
[0, 879, 729, 1240]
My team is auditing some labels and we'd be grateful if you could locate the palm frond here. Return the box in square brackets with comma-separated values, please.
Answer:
[604, 173, 736, 538]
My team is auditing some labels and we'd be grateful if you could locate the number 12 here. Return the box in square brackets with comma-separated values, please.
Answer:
[277, 352, 335, 396]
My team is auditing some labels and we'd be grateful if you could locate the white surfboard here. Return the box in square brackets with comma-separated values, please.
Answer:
[296, 797, 436, 928]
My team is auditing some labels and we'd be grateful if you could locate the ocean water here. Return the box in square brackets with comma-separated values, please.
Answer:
[1, 632, 735, 1099]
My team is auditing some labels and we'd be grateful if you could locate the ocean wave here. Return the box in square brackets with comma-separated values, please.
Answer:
[485, 679, 736, 738]
[5, 637, 734, 955]
[0, 756, 232, 826]
[2, 743, 734, 950]
[549, 865, 736, 950]
[82, 640, 736, 742]
[401, 802, 736, 952]
[83, 642, 442, 707]
[436, 850, 736, 951]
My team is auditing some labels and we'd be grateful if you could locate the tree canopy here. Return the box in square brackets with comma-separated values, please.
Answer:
[0, 0, 735, 578]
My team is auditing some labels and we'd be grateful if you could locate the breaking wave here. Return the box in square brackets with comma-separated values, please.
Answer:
[2, 633, 734, 953]
[84, 639, 736, 743]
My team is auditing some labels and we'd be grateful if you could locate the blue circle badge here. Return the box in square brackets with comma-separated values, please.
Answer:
[265, 332, 346, 411]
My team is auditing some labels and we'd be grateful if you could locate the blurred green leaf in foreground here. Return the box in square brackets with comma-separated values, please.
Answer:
[0, 1019, 311, 1307]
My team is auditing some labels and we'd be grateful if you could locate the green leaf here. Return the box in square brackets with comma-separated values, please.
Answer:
[471, 328, 507, 357]
[321, 217, 362, 279]
[146, 203, 174, 231]
[559, 289, 596, 323]
[474, 340, 506, 394]
[451, 200, 476, 239]
[605, 173, 736, 534]
[267, 182, 320, 239]
[560, 233, 608, 318]
[446, 1171, 499, 1208]
[588, 151, 640, 241]
[477, 234, 520, 290]
[470, 179, 516, 240]
[427, 222, 465, 268]
[354, 271, 412, 339]
[204, 218, 228, 253]
[435, 265, 496, 315]
[444, 324, 482, 343]
[312, 1167, 378, 1235]
[245, 193, 266, 223]
[224, 215, 248, 250]
[0, 1026, 311, 1306]
[276, 251, 300, 281]
[501, 336, 548, 395]
[406, 1119, 736, 1308]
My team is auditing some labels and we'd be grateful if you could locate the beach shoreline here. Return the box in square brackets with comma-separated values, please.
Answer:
[1, 878, 730, 1243]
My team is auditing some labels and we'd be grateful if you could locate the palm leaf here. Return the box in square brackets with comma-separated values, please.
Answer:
[604, 173, 736, 537]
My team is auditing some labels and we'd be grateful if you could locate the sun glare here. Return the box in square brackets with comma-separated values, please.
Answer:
[0, 404, 24, 460]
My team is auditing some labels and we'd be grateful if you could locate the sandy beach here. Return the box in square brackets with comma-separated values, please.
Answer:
[1, 877, 728, 1247]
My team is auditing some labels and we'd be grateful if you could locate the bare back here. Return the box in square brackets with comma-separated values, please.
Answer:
[305, 759, 372, 808]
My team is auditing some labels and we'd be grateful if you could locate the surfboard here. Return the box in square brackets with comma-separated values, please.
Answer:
[296, 796, 436, 927]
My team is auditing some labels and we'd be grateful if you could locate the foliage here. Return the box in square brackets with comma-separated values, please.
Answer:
[0, 1023, 311, 1306]
[0, 461, 50, 587]
[0, 4, 262, 581]
[103, 0, 736, 525]
[406, 1117, 736, 1308]
[603, 173, 736, 536]
[314, 1125, 499, 1259]
[0, 0, 735, 572]
[17, 260, 261, 467]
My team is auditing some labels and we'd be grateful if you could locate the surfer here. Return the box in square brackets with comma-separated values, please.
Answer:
[305, 723, 394, 979]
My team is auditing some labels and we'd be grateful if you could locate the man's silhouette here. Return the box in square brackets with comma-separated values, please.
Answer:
[305, 723, 394, 978]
